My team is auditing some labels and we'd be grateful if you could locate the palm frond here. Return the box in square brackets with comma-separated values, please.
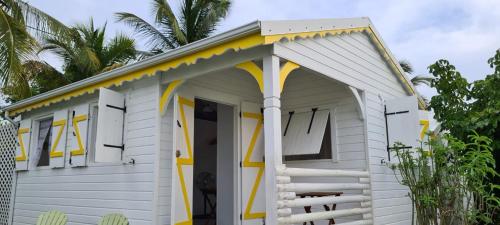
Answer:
[102, 33, 136, 66]
[14, 0, 70, 38]
[399, 60, 414, 74]
[153, 0, 186, 46]
[115, 12, 175, 50]
[411, 75, 434, 87]
[0, 7, 37, 85]
[193, 0, 230, 41]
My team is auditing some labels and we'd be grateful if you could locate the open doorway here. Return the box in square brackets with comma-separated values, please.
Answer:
[193, 99, 235, 225]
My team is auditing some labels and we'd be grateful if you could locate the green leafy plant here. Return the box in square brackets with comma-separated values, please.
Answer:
[390, 133, 500, 225]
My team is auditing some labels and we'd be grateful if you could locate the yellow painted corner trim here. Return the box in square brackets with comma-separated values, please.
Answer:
[50, 119, 66, 158]
[242, 112, 266, 220]
[15, 128, 30, 161]
[159, 80, 184, 116]
[235, 61, 264, 93]
[9, 33, 265, 116]
[175, 96, 195, 225]
[279, 61, 300, 92]
[70, 115, 87, 156]
[420, 119, 430, 141]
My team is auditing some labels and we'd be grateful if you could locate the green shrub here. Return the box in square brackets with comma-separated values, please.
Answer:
[390, 133, 500, 225]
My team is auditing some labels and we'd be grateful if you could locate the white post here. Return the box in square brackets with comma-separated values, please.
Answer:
[263, 55, 283, 225]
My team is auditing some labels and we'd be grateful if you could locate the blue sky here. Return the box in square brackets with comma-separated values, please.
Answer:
[28, 0, 500, 98]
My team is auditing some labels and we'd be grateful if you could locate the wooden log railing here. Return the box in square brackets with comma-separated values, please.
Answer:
[276, 166, 373, 225]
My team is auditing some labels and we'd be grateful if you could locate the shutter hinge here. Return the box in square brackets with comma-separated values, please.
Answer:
[384, 110, 409, 116]
[240, 213, 242, 220]
[106, 104, 126, 113]
[103, 144, 125, 151]
[239, 161, 242, 168]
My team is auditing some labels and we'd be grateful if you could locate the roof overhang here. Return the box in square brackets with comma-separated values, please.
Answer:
[2, 17, 424, 116]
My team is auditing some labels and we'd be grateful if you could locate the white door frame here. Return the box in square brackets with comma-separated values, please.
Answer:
[180, 83, 244, 225]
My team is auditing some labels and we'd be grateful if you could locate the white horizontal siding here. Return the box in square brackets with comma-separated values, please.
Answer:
[277, 32, 412, 225]
[158, 101, 173, 225]
[12, 78, 158, 225]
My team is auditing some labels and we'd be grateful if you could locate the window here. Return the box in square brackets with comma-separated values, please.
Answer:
[33, 117, 53, 167]
[282, 109, 335, 161]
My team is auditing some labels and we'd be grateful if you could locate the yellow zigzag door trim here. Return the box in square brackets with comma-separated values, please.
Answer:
[15, 128, 30, 161]
[176, 96, 195, 225]
[242, 112, 266, 220]
[50, 119, 66, 158]
[159, 80, 184, 116]
[70, 115, 87, 156]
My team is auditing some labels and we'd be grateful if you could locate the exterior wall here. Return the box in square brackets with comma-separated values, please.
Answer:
[12, 77, 159, 225]
[157, 101, 173, 225]
[276, 32, 412, 225]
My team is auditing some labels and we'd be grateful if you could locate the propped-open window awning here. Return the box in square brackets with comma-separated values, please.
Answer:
[281, 109, 329, 156]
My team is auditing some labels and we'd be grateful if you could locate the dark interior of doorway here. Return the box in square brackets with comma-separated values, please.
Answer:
[193, 98, 218, 225]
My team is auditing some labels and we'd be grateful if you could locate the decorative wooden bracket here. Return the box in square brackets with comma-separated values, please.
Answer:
[235, 60, 300, 94]
[348, 86, 365, 120]
[279, 61, 300, 93]
[159, 80, 185, 116]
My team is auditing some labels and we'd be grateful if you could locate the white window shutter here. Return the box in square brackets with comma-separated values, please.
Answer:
[50, 109, 68, 168]
[385, 96, 419, 149]
[95, 88, 126, 163]
[69, 104, 89, 167]
[281, 110, 330, 155]
[15, 118, 32, 171]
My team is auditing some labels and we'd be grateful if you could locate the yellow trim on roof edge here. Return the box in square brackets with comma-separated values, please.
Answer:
[264, 27, 425, 109]
[9, 33, 265, 116]
[9, 26, 424, 115]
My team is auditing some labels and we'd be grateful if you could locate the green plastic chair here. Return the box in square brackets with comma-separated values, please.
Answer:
[98, 213, 129, 225]
[36, 210, 67, 225]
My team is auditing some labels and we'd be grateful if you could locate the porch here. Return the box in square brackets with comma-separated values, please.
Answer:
[160, 48, 372, 225]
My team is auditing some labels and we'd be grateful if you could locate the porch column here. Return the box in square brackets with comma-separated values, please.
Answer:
[263, 55, 283, 225]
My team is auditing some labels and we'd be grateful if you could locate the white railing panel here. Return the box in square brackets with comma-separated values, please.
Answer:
[335, 220, 373, 225]
[277, 207, 371, 224]
[278, 195, 371, 208]
[278, 183, 370, 192]
[277, 167, 369, 177]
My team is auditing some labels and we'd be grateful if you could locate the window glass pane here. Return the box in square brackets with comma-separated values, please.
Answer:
[34, 118, 53, 167]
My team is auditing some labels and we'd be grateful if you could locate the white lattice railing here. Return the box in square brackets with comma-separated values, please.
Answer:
[0, 123, 17, 225]
[276, 166, 373, 225]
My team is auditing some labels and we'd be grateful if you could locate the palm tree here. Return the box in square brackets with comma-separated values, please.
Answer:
[1, 60, 67, 102]
[0, 0, 68, 97]
[40, 19, 137, 82]
[116, 0, 231, 53]
[399, 60, 433, 87]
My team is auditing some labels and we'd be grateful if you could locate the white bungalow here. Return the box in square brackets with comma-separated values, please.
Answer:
[2, 18, 434, 225]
